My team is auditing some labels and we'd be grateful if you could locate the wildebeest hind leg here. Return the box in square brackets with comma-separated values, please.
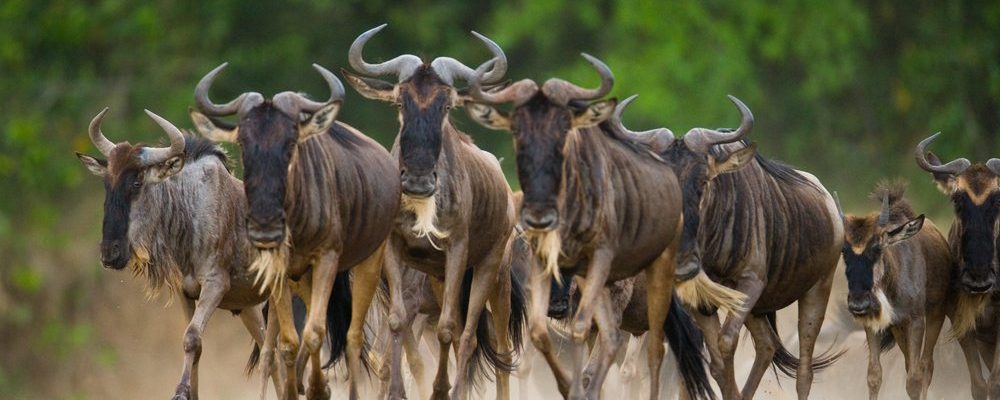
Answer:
[489, 264, 514, 400]
[644, 248, 677, 400]
[238, 304, 284, 399]
[741, 314, 778, 399]
[956, 332, 987, 400]
[347, 243, 385, 400]
[450, 256, 501, 400]
[920, 309, 946, 399]
[718, 277, 764, 400]
[794, 272, 834, 399]
[988, 322, 1000, 399]
[173, 276, 228, 400]
[582, 290, 622, 400]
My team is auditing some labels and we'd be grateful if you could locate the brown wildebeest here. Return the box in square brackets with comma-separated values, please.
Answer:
[464, 55, 743, 400]
[610, 94, 845, 399]
[839, 181, 987, 399]
[342, 24, 526, 400]
[915, 132, 1000, 398]
[190, 64, 400, 400]
[77, 109, 281, 400]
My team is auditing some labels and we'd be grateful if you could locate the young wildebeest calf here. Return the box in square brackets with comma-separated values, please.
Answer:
[840, 181, 984, 400]
[77, 109, 277, 400]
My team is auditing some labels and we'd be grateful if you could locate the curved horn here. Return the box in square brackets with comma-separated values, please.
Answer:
[682, 95, 754, 153]
[832, 191, 846, 223]
[468, 59, 538, 106]
[877, 192, 891, 227]
[140, 110, 186, 166]
[88, 107, 116, 156]
[431, 31, 508, 86]
[194, 63, 263, 117]
[914, 132, 971, 175]
[349, 24, 422, 81]
[987, 158, 1000, 176]
[279, 64, 346, 115]
[541, 53, 614, 105]
[608, 95, 675, 152]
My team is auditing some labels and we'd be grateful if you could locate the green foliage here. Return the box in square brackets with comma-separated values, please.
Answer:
[0, 0, 998, 396]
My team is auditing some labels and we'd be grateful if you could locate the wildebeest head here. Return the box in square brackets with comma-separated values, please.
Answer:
[609, 95, 757, 279]
[916, 133, 1000, 293]
[464, 54, 617, 231]
[343, 24, 508, 198]
[839, 187, 925, 327]
[77, 108, 186, 269]
[190, 63, 345, 249]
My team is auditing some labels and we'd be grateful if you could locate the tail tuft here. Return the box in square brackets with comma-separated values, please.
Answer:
[676, 270, 747, 316]
[765, 312, 845, 379]
[665, 292, 716, 400]
[878, 330, 896, 354]
[245, 301, 268, 376]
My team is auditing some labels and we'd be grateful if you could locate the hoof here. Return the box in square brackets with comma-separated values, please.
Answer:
[171, 383, 191, 400]
[306, 383, 331, 400]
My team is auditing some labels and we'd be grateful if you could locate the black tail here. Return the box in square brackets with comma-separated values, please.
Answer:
[461, 268, 518, 388]
[509, 260, 528, 357]
[878, 330, 896, 354]
[665, 292, 716, 400]
[323, 271, 359, 369]
[765, 311, 845, 379]
[245, 301, 267, 375]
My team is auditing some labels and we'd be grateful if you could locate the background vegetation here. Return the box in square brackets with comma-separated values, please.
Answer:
[1, 0, 997, 397]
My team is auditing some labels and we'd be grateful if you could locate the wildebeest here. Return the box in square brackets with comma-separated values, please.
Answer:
[609, 94, 845, 399]
[190, 63, 400, 399]
[341, 24, 526, 400]
[915, 132, 1000, 398]
[839, 181, 986, 399]
[77, 109, 278, 400]
[464, 55, 742, 400]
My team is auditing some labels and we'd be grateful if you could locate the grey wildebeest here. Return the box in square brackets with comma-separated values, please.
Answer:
[341, 24, 526, 400]
[915, 132, 1000, 398]
[190, 63, 400, 399]
[464, 55, 743, 400]
[77, 109, 279, 400]
[609, 94, 844, 399]
[839, 181, 985, 399]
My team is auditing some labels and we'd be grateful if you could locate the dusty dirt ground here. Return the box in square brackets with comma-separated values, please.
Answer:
[75, 262, 983, 399]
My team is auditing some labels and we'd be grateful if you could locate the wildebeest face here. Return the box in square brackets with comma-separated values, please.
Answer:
[916, 134, 1000, 293]
[948, 167, 1000, 293]
[467, 93, 615, 231]
[78, 109, 186, 269]
[236, 104, 299, 248]
[841, 214, 924, 319]
[663, 140, 756, 277]
[344, 66, 467, 198]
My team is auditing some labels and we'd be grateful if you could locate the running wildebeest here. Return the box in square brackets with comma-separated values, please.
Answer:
[464, 56, 742, 400]
[77, 109, 280, 400]
[609, 95, 845, 399]
[915, 132, 1000, 398]
[342, 24, 526, 400]
[190, 63, 400, 400]
[838, 181, 985, 399]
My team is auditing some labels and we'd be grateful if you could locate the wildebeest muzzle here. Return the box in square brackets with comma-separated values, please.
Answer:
[960, 266, 996, 293]
[400, 169, 437, 198]
[247, 213, 286, 249]
[847, 291, 880, 316]
[100, 239, 128, 270]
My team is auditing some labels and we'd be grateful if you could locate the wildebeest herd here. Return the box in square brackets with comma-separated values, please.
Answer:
[75, 24, 1000, 400]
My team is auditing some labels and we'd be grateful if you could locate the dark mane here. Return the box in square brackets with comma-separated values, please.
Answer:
[327, 123, 368, 150]
[709, 136, 817, 190]
[869, 179, 916, 221]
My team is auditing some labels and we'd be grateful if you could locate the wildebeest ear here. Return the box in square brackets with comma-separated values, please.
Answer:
[572, 98, 617, 128]
[302, 101, 341, 138]
[925, 151, 958, 193]
[149, 155, 185, 182]
[76, 153, 107, 177]
[708, 143, 757, 179]
[341, 69, 396, 103]
[464, 101, 511, 131]
[885, 214, 924, 246]
[189, 108, 237, 143]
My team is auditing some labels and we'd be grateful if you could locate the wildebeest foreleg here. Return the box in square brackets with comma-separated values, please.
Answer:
[718, 277, 764, 400]
[347, 242, 386, 400]
[957, 332, 987, 400]
[256, 301, 285, 400]
[274, 281, 301, 400]
[172, 276, 229, 400]
[292, 271, 330, 400]
[920, 308, 946, 399]
[489, 262, 515, 400]
[645, 248, 678, 400]
[432, 236, 469, 399]
[580, 290, 623, 400]
[382, 242, 410, 399]
[570, 248, 615, 341]
[527, 256, 571, 396]
[794, 271, 834, 399]
[450, 246, 502, 400]
[864, 329, 884, 400]
[988, 320, 1000, 399]
[741, 315, 778, 399]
